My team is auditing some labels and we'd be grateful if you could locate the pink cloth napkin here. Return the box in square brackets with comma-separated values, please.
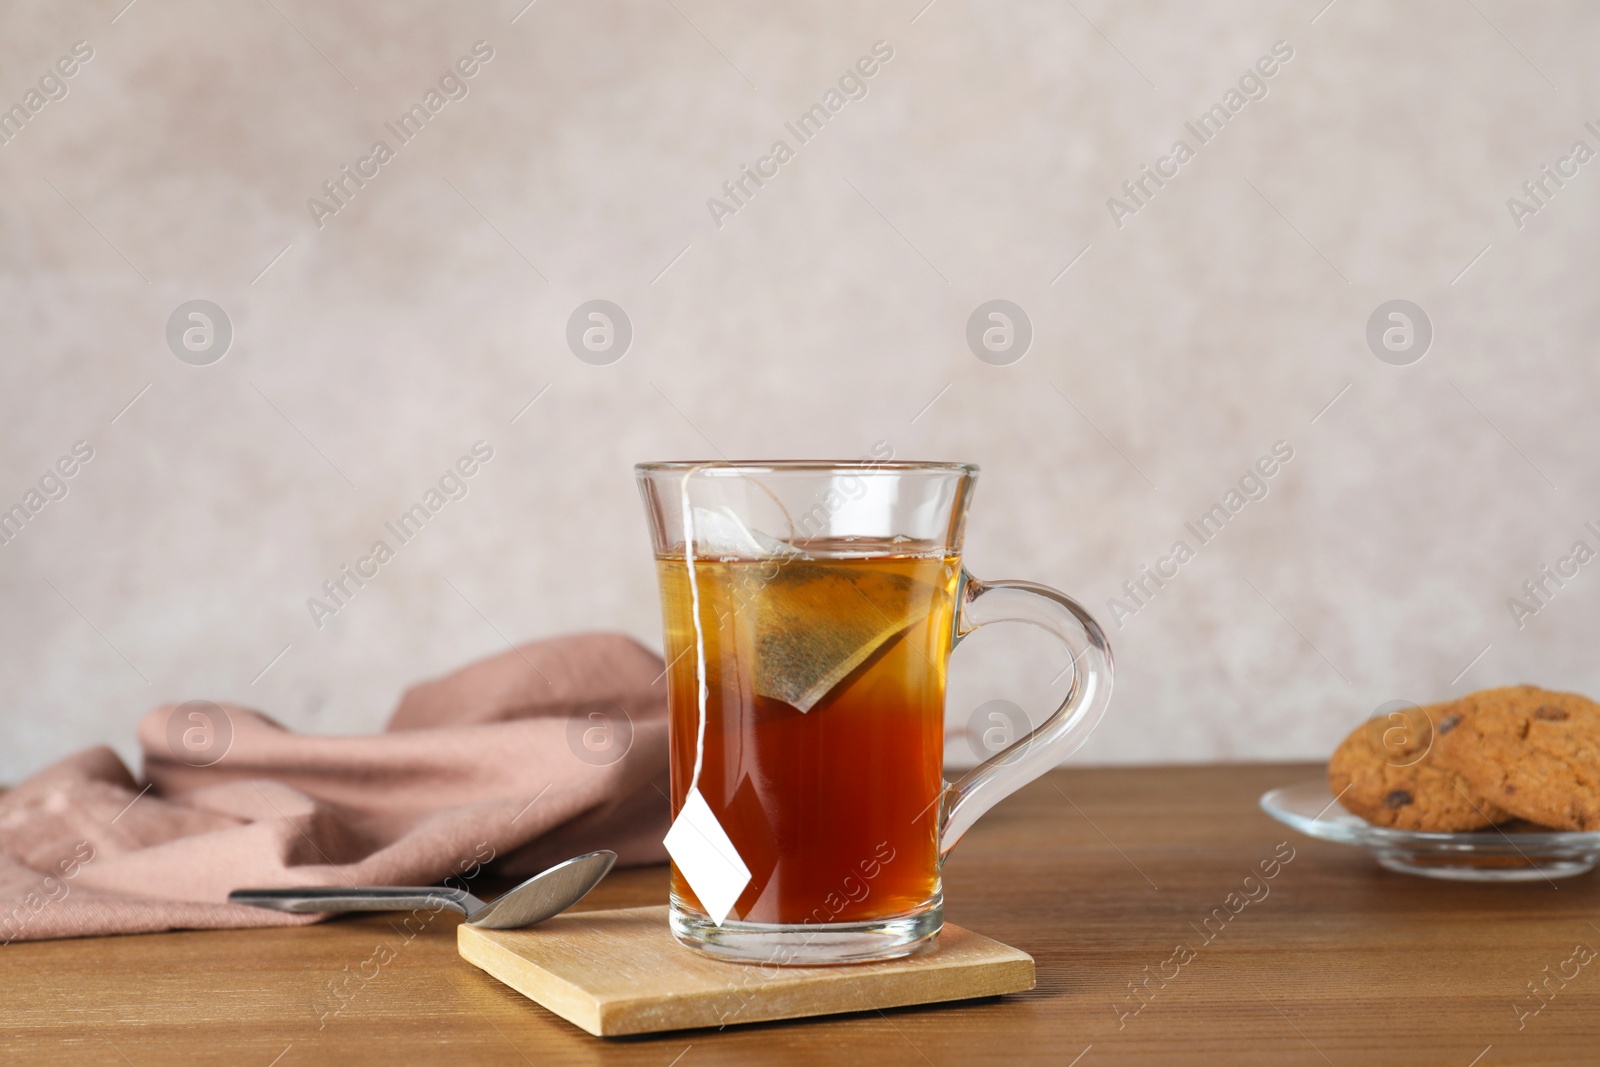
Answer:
[0, 633, 669, 942]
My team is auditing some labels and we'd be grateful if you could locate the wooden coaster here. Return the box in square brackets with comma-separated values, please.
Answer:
[458, 905, 1034, 1036]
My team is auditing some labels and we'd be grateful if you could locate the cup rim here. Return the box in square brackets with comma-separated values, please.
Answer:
[635, 459, 979, 475]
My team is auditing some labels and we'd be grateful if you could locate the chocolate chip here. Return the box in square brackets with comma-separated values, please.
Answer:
[1384, 790, 1414, 809]
[1437, 714, 1462, 734]
[1534, 705, 1569, 721]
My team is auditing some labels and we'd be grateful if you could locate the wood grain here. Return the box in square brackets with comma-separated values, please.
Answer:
[458, 906, 1035, 1035]
[3, 764, 1599, 1065]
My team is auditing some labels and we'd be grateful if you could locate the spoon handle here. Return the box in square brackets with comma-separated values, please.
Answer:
[228, 885, 479, 916]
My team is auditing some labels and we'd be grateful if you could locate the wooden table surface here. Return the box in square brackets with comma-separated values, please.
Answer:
[5, 763, 1598, 1066]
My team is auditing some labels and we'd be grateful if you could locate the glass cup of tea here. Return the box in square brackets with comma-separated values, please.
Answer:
[636, 460, 1112, 964]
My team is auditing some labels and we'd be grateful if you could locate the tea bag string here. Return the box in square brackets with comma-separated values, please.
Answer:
[680, 469, 710, 792]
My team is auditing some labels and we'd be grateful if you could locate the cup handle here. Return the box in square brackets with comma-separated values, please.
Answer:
[939, 572, 1114, 859]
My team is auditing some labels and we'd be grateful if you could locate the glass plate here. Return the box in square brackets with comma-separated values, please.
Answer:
[1260, 781, 1600, 882]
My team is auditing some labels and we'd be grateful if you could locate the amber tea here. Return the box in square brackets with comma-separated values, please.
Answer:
[657, 548, 958, 927]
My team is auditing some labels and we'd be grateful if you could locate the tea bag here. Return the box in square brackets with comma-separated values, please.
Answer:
[749, 563, 936, 713]
[690, 505, 795, 558]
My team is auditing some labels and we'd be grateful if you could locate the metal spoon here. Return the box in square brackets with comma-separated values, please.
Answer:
[228, 849, 616, 930]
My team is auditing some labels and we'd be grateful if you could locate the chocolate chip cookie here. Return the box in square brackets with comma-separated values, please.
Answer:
[1433, 685, 1600, 831]
[1329, 701, 1513, 830]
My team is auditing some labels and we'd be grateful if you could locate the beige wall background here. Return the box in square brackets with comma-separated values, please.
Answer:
[2, 0, 1597, 784]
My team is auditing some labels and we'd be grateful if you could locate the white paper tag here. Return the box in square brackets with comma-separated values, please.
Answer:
[663, 787, 752, 926]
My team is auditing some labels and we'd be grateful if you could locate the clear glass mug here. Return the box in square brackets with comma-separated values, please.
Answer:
[637, 460, 1112, 964]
